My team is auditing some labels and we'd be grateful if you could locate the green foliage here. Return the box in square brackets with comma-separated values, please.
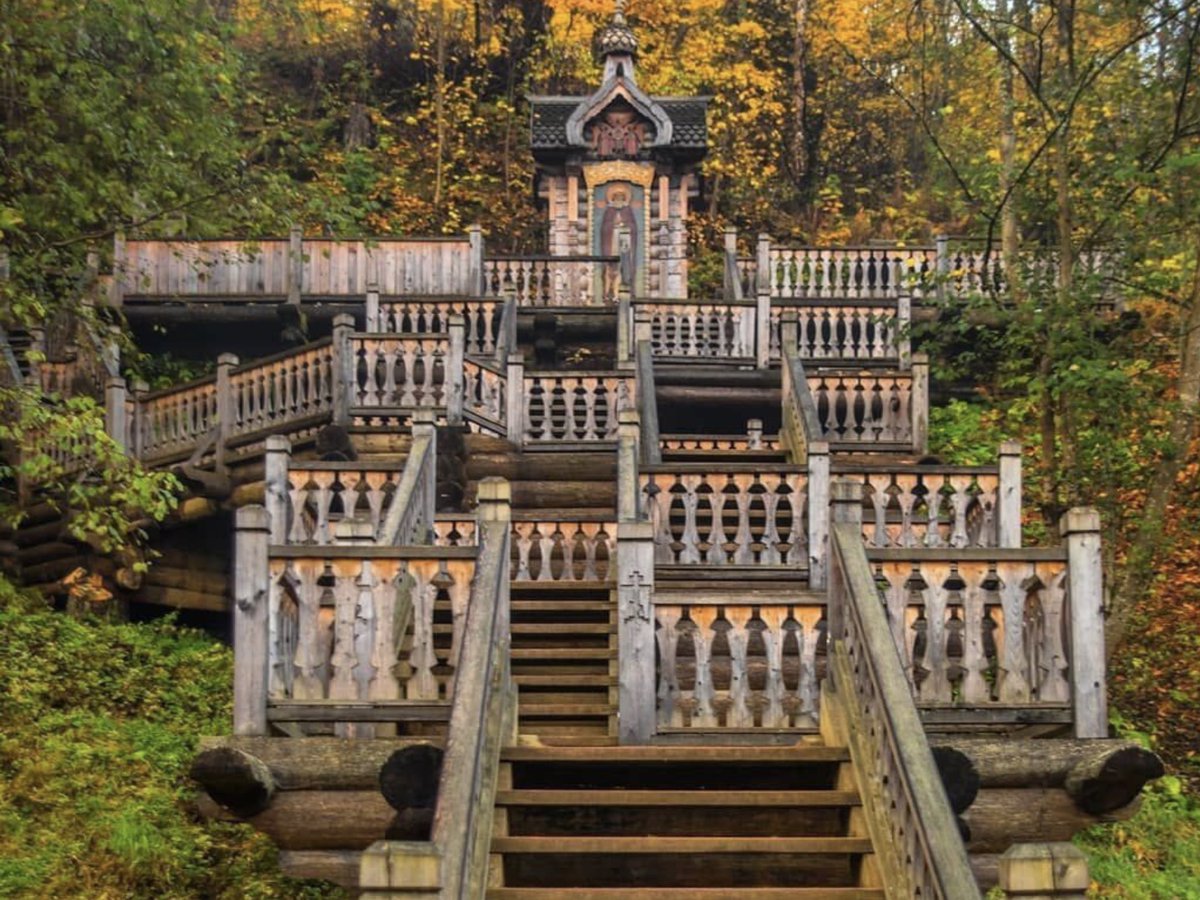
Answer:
[0, 584, 346, 899]
[928, 399, 1008, 466]
[0, 387, 181, 556]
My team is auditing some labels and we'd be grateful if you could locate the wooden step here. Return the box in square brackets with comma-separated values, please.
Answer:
[512, 648, 615, 660]
[491, 836, 872, 854]
[503, 745, 846, 763]
[489, 890, 884, 899]
[518, 704, 612, 717]
[511, 600, 612, 612]
[514, 674, 612, 687]
[511, 623, 614, 635]
[509, 581, 611, 594]
[496, 790, 860, 807]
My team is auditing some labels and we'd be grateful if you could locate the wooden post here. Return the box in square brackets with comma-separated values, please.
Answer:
[999, 843, 1089, 898]
[808, 441, 831, 590]
[264, 435, 292, 545]
[935, 233, 949, 305]
[616, 223, 633, 302]
[634, 310, 652, 348]
[105, 375, 128, 450]
[505, 353, 524, 446]
[412, 408, 438, 541]
[911, 353, 930, 455]
[331, 313, 355, 427]
[365, 283, 381, 332]
[288, 226, 303, 305]
[998, 441, 1023, 548]
[111, 231, 126, 308]
[215, 353, 239, 472]
[780, 309, 799, 356]
[130, 379, 147, 459]
[617, 287, 632, 367]
[618, 520, 656, 744]
[828, 479, 864, 639]
[755, 234, 772, 368]
[617, 408, 641, 523]
[468, 224, 485, 296]
[233, 505, 271, 736]
[746, 418, 763, 449]
[897, 294, 912, 369]
[447, 315, 465, 424]
[723, 226, 739, 299]
[1061, 507, 1107, 739]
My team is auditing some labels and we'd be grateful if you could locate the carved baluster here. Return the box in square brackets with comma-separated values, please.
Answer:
[514, 522, 534, 581]
[896, 475, 918, 548]
[445, 562, 471, 681]
[690, 606, 718, 726]
[1039, 565, 1070, 702]
[535, 525, 556, 582]
[406, 564, 439, 700]
[922, 566, 952, 701]
[760, 605, 786, 727]
[798, 606, 821, 722]
[725, 606, 753, 727]
[582, 377, 600, 440]
[760, 475, 783, 565]
[868, 474, 891, 547]
[960, 567, 989, 703]
[270, 563, 300, 698]
[581, 523, 600, 581]
[312, 470, 335, 545]
[731, 476, 755, 565]
[288, 473, 312, 544]
[947, 475, 973, 547]
[997, 567, 1032, 702]
[644, 476, 675, 564]
[678, 475, 703, 564]
[655, 606, 682, 726]
[292, 561, 326, 700]
[924, 474, 947, 548]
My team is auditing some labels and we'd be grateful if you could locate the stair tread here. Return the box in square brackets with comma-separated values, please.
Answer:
[496, 789, 860, 807]
[488, 891, 884, 899]
[512, 623, 615, 634]
[503, 745, 847, 762]
[492, 836, 872, 853]
[515, 675, 613, 686]
[512, 648, 616, 659]
[518, 704, 613, 716]
[512, 601, 613, 612]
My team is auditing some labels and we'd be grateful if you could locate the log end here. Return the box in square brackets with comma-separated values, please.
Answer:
[1066, 745, 1165, 815]
[933, 745, 980, 814]
[379, 743, 443, 812]
[190, 747, 276, 817]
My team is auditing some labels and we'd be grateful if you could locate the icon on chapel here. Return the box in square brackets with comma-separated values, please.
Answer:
[591, 107, 648, 159]
[596, 182, 642, 298]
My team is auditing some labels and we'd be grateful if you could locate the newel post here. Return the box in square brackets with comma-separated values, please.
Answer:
[129, 379, 148, 459]
[447, 314, 465, 424]
[755, 233, 772, 368]
[505, 353, 525, 446]
[807, 441, 831, 590]
[617, 286, 632, 367]
[365, 283, 381, 332]
[780, 309, 799, 356]
[999, 843, 1090, 898]
[264, 435, 292, 545]
[215, 353, 239, 471]
[828, 479, 864, 640]
[911, 352, 930, 455]
[331, 313, 356, 427]
[1061, 507, 1107, 739]
[287, 225, 303, 306]
[935, 233, 949, 305]
[618, 408, 655, 742]
[105, 375, 128, 451]
[468, 224, 485, 296]
[233, 505, 271, 736]
[998, 441, 1023, 548]
[897, 294, 912, 369]
[747, 418, 763, 450]
[723, 226, 738, 299]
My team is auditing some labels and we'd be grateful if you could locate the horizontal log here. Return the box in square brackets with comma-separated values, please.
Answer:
[970, 853, 1001, 891]
[657, 385, 783, 407]
[144, 565, 228, 595]
[21, 555, 86, 585]
[175, 497, 220, 523]
[467, 481, 614, 510]
[138, 583, 227, 612]
[267, 700, 451, 723]
[278, 850, 360, 889]
[937, 738, 1163, 813]
[198, 736, 441, 790]
[190, 747, 276, 817]
[465, 453, 617, 482]
[228, 480, 265, 507]
[244, 790, 393, 850]
[13, 518, 68, 547]
[153, 546, 228, 572]
[18, 540, 80, 567]
[962, 787, 1139, 854]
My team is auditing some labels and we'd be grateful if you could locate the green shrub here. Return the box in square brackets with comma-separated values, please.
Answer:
[0, 584, 346, 899]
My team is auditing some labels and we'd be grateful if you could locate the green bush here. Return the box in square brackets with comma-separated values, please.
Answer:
[0, 582, 346, 899]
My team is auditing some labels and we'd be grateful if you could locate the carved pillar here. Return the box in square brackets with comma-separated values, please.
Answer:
[618, 521, 655, 743]
[233, 505, 271, 736]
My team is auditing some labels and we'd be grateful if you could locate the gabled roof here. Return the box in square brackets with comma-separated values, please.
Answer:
[529, 95, 711, 151]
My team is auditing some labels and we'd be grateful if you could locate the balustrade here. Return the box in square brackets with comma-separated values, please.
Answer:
[266, 550, 477, 734]
[523, 372, 633, 443]
[769, 247, 935, 300]
[483, 256, 615, 306]
[659, 434, 781, 455]
[372, 298, 500, 356]
[640, 468, 809, 566]
[655, 601, 825, 729]
[352, 335, 448, 410]
[809, 371, 913, 444]
[284, 463, 403, 545]
[434, 516, 614, 582]
[136, 377, 219, 464]
[640, 301, 756, 359]
[770, 302, 901, 362]
[462, 358, 507, 433]
[838, 468, 1000, 549]
[869, 553, 1071, 712]
[228, 343, 335, 440]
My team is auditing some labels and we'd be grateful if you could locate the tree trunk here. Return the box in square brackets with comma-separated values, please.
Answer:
[433, 0, 447, 213]
[792, 0, 810, 187]
[1110, 229, 1200, 652]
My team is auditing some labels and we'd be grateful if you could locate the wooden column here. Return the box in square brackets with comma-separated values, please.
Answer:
[617, 409, 641, 523]
[264, 435, 291, 545]
[808, 441, 831, 590]
[331, 313, 355, 427]
[911, 353, 930, 455]
[111, 231, 126, 308]
[1061, 507, 1107, 739]
[287, 226, 303, 305]
[129, 379, 147, 459]
[998, 441, 1023, 548]
[780, 309, 799, 356]
[618, 521, 655, 744]
[505, 353, 524, 446]
[828, 479, 864, 639]
[468, 224, 485, 296]
[365, 284, 381, 332]
[755, 233, 772, 368]
[935, 233, 949, 305]
[105, 375, 127, 451]
[723, 226, 739, 299]
[999, 843, 1089, 898]
[233, 505, 271, 736]
[746, 418, 763, 449]
[617, 287, 632, 367]
[897, 294, 912, 369]
[447, 315, 465, 424]
[215, 353, 239, 472]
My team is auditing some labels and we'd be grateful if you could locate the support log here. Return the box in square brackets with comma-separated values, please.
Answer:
[962, 788, 1139, 854]
[279, 850, 361, 889]
[244, 790, 394, 850]
[190, 747, 276, 817]
[379, 744, 443, 811]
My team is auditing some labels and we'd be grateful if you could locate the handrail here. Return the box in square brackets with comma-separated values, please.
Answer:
[827, 515, 981, 900]
[378, 413, 437, 545]
[431, 478, 513, 897]
[635, 340, 661, 465]
[780, 341, 823, 463]
[494, 294, 517, 364]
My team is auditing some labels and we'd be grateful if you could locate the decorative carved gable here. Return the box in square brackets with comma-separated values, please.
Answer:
[565, 79, 673, 152]
[584, 99, 655, 159]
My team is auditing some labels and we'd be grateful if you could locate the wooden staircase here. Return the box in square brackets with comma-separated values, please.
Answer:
[486, 744, 884, 898]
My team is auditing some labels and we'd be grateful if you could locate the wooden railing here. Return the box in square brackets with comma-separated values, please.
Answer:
[941, 239, 1117, 304]
[825, 500, 982, 899]
[378, 415, 437, 546]
[640, 465, 810, 567]
[655, 598, 825, 730]
[352, 334, 449, 411]
[769, 299, 908, 364]
[433, 515, 615, 583]
[809, 368, 922, 447]
[637, 299, 756, 359]
[461, 356, 507, 435]
[766, 246, 935, 301]
[116, 232, 480, 301]
[280, 461, 406, 545]
[659, 430, 781, 457]
[520, 371, 634, 443]
[368, 295, 501, 357]
[482, 255, 618, 306]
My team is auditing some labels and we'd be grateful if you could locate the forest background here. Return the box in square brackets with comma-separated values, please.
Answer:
[2, 0, 1200, 895]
